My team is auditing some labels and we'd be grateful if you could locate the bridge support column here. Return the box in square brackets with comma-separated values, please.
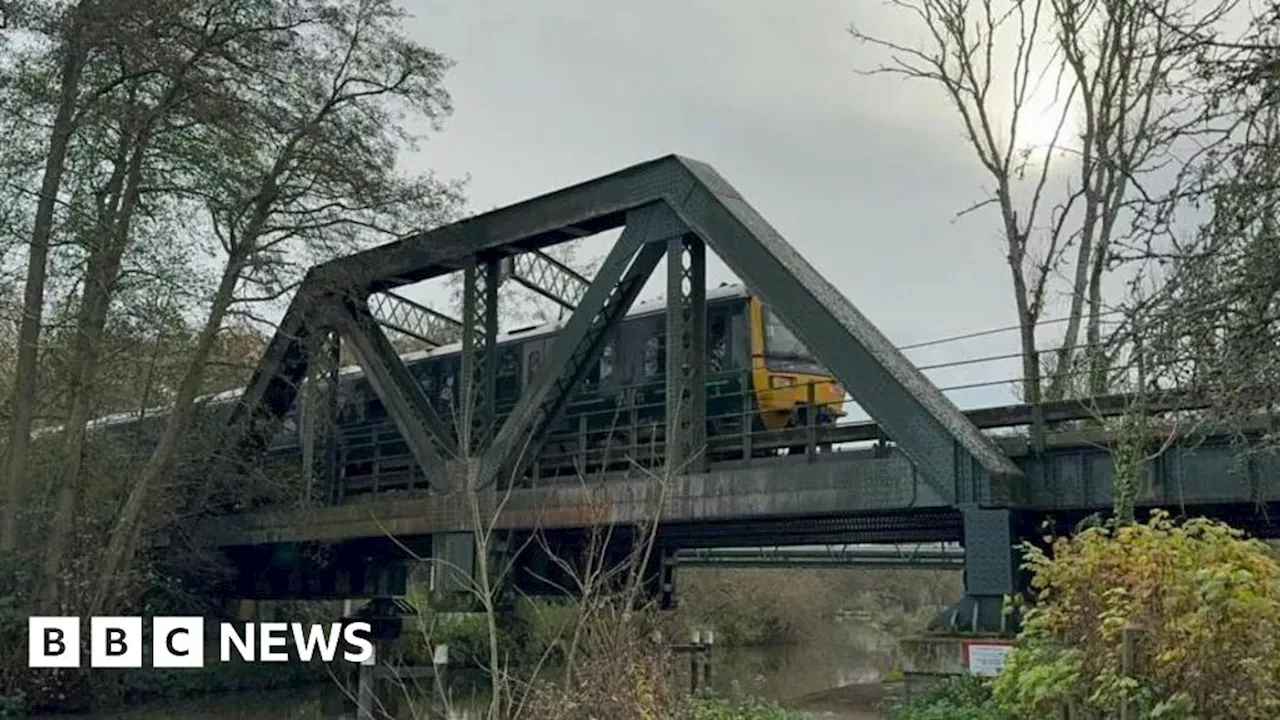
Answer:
[665, 235, 707, 473]
[932, 508, 1020, 634]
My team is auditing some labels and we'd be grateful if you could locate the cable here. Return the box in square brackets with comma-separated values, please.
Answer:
[930, 352, 1208, 394]
[899, 298, 1280, 354]
[896, 309, 1125, 351]
[913, 341, 1103, 373]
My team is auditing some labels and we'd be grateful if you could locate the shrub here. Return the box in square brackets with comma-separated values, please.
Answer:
[686, 692, 812, 720]
[882, 675, 1004, 720]
[992, 511, 1280, 719]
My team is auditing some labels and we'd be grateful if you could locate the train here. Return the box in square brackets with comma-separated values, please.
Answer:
[81, 284, 847, 491]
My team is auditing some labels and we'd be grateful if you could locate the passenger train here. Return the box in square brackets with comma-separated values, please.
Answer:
[322, 283, 846, 486]
[83, 284, 847, 489]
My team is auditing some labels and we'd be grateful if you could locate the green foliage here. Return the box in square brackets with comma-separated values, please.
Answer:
[402, 611, 494, 669]
[0, 692, 25, 718]
[678, 568, 959, 646]
[882, 676, 1004, 720]
[686, 692, 812, 720]
[992, 511, 1280, 719]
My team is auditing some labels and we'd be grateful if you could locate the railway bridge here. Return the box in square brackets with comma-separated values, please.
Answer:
[195, 155, 1280, 634]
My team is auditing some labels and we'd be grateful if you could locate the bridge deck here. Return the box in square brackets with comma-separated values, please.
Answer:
[202, 424, 1280, 549]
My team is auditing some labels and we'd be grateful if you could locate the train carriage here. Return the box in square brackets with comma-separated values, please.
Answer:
[78, 284, 846, 496]
[329, 284, 845, 489]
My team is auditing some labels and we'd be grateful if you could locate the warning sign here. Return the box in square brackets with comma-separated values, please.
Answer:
[964, 642, 1014, 677]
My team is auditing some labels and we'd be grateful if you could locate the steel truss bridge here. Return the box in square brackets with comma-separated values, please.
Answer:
[197, 156, 1280, 633]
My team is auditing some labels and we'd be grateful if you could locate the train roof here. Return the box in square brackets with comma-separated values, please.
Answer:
[66, 282, 752, 434]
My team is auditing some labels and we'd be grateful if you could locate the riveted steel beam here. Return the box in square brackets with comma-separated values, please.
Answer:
[312, 157, 698, 292]
[230, 155, 1021, 509]
[368, 290, 463, 347]
[299, 327, 341, 503]
[500, 248, 591, 312]
[666, 158, 1022, 505]
[665, 235, 707, 472]
[223, 284, 321, 465]
[326, 295, 455, 490]
[459, 258, 501, 452]
[479, 203, 685, 489]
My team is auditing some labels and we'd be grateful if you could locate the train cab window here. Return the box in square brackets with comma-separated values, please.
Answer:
[762, 306, 823, 373]
[709, 314, 728, 372]
[643, 334, 665, 378]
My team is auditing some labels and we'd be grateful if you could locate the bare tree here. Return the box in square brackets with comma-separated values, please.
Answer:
[36, 0, 316, 611]
[90, 0, 463, 612]
[849, 0, 1218, 407]
[0, 0, 96, 552]
[1132, 6, 1280, 436]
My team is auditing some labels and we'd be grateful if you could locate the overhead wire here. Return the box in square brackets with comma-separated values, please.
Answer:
[895, 309, 1126, 351]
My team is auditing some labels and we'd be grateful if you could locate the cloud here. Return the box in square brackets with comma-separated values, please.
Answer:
[399, 0, 1034, 407]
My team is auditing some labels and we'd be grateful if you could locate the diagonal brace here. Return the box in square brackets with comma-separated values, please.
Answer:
[670, 158, 1023, 504]
[369, 290, 463, 347]
[222, 284, 319, 465]
[326, 295, 457, 488]
[500, 248, 591, 312]
[478, 203, 685, 488]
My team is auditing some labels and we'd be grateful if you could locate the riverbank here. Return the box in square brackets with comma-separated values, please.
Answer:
[31, 635, 899, 719]
[791, 683, 888, 719]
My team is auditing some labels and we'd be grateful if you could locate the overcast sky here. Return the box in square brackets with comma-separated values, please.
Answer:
[399, 0, 1047, 409]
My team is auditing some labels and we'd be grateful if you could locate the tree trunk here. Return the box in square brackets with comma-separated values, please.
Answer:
[1, 3, 92, 552]
[38, 126, 145, 610]
[91, 257, 242, 613]
[1086, 221, 1111, 395]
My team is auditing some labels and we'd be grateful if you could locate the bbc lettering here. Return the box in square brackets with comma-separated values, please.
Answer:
[29, 617, 373, 668]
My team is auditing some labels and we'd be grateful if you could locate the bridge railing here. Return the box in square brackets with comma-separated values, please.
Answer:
[310, 371, 1212, 501]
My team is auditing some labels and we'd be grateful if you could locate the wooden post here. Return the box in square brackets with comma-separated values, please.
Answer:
[689, 630, 701, 694]
[702, 629, 714, 688]
[1120, 622, 1142, 720]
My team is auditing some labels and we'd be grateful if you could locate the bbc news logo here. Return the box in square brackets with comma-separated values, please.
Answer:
[29, 617, 374, 668]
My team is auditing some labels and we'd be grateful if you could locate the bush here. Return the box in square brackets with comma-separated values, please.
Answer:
[523, 604, 683, 720]
[686, 692, 812, 720]
[992, 511, 1280, 719]
[882, 675, 1004, 720]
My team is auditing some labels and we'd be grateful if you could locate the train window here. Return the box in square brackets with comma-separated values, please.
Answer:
[527, 350, 542, 385]
[643, 334, 665, 377]
[498, 347, 519, 379]
[497, 347, 520, 401]
[421, 365, 438, 399]
[600, 340, 615, 382]
[440, 373, 455, 405]
[709, 314, 728, 372]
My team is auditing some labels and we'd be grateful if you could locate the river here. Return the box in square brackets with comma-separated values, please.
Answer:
[37, 623, 897, 719]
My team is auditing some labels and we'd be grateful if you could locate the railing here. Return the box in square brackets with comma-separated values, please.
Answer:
[268, 371, 1218, 502]
[674, 543, 966, 570]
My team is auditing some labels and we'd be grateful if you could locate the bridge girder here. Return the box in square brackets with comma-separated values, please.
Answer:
[223, 155, 1023, 505]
